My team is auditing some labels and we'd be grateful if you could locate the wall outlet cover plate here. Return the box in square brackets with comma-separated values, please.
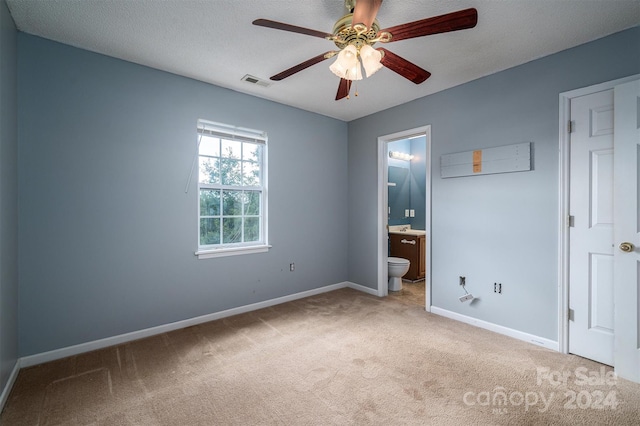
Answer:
[459, 294, 474, 302]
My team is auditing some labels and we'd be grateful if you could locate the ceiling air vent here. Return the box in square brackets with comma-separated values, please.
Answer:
[241, 74, 271, 88]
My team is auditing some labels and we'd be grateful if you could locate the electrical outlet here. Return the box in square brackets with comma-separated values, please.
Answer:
[494, 282, 502, 293]
[459, 276, 466, 286]
[289, 263, 295, 272]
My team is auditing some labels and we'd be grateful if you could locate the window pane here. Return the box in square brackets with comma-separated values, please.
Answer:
[199, 157, 219, 184]
[200, 218, 220, 245]
[244, 191, 260, 215]
[197, 121, 266, 251]
[223, 190, 242, 216]
[221, 139, 241, 159]
[243, 161, 260, 186]
[199, 135, 219, 157]
[244, 217, 260, 242]
[200, 189, 220, 216]
[243, 143, 260, 161]
[221, 158, 241, 185]
[223, 218, 242, 243]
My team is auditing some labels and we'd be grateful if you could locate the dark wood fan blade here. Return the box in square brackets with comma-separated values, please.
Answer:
[351, 0, 383, 30]
[336, 78, 352, 100]
[378, 48, 431, 84]
[270, 52, 334, 81]
[252, 19, 333, 39]
[379, 8, 477, 42]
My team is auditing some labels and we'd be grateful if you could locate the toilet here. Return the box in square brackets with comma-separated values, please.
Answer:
[388, 257, 410, 291]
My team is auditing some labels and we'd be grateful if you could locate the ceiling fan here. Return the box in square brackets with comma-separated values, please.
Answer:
[252, 0, 478, 100]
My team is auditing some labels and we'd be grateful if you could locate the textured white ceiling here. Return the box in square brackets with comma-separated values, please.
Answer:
[6, 0, 640, 121]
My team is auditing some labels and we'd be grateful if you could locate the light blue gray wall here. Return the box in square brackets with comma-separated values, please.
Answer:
[0, 0, 18, 390]
[17, 34, 349, 356]
[348, 26, 640, 341]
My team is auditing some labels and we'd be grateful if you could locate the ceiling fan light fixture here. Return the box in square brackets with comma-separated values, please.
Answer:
[329, 44, 362, 80]
[360, 44, 383, 77]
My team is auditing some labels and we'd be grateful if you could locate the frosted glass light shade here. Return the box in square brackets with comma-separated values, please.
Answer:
[360, 44, 383, 77]
[329, 45, 362, 81]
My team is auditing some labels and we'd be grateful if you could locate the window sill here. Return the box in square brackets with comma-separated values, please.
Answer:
[196, 244, 272, 259]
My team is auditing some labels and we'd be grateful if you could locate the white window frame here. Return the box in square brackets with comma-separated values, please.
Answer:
[195, 119, 270, 259]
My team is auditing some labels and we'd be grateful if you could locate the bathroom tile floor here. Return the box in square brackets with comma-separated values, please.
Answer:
[388, 279, 425, 306]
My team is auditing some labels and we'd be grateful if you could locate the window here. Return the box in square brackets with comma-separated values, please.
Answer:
[196, 120, 269, 258]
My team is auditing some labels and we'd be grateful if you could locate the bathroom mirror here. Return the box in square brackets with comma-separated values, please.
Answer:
[388, 166, 410, 222]
[387, 136, 427, 229]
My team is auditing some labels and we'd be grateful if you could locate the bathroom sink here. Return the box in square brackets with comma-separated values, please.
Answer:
[388, 228, 426, 236]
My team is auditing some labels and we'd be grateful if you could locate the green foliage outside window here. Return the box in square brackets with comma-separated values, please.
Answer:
[198, 131, 264, 248]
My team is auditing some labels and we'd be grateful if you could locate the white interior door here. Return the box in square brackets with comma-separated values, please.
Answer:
[613, 79, 640, 382]
[569, 89, 615, 366]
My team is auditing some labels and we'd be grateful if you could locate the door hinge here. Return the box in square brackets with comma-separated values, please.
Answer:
[568, 215, 575, 227]
[568, 120, 575, 133]
[568, 308, 575, 321]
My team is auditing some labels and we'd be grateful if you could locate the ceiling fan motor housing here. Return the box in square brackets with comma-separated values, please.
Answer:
[331, 13, 384, 50]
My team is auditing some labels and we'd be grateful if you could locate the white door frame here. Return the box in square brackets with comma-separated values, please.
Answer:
[557, 74, 640, 355]
[377, 125, 432, 309]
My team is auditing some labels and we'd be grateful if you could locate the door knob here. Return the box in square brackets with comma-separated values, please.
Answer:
[619, 242, 635, 253]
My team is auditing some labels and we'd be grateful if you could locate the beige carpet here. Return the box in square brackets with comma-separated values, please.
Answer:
[2, 288, 639, 425]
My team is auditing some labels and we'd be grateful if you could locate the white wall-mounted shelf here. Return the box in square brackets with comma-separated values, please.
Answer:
[440, 142, 531, 178]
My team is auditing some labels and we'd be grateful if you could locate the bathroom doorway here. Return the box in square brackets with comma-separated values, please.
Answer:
[377, 126, 431, 310]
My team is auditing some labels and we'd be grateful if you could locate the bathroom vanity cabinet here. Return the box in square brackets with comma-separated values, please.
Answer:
[389, 233, 426, 281]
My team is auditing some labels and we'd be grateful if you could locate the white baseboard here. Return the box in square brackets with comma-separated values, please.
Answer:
[20, 281, 368, 368]
[3, 281, 375, 406]
[0, 359, 21, 412]
[430, 306, 559, 351]
[346, 281, 379, 296]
